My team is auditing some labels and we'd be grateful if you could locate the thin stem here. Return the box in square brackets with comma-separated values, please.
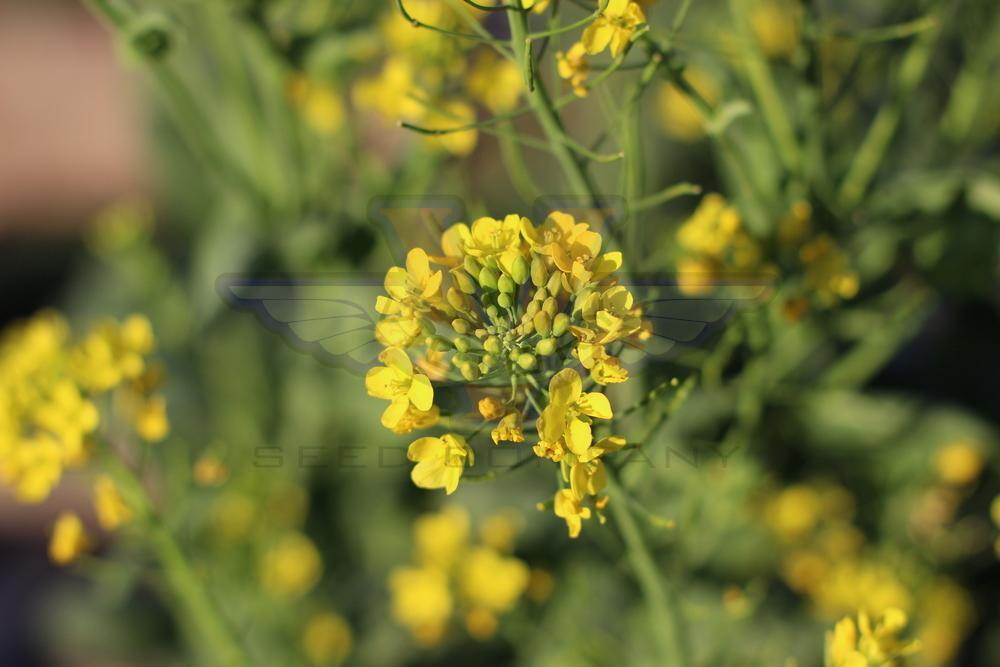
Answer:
[631, 182, 702, 212]
[605, 468, 691, 667]
[526, 0, 609, 40]
[396, 0, 510, 47]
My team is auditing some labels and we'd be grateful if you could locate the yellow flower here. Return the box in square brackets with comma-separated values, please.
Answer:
[581, 0, 647, 57]
[407, 433, 474, 495]
[414, 505, 470, 569]
[302, 612, 352, 667]
[521, 0, 552, 12]
[383, 248, 444, 309]
[537, 369, 613, 456]
[553, 488, 591, 538]
[423, 100, 478, 156]
[766, 484, 822, 543]
[50, 513, 90, 565]
[259, 532, 323, 599]
[389, 404, 440, 435]
[478, 396, 506, 421]
[465, 214, 526, 261]
[288, 74, 345, 135]
[135, 394, 169, 442]
[479, 511, 519, 552]
[575, 342, 628, 384]
[751, 2, 800, 60]
[825, 609, 921, 667]
[94, 475, 132, 530]
[491, 412, 525, 445]
[466, 50, 523, 113]
[32, 379, 98, 459]
[389, 565, 453, 646]
[934, 440, 984, 486]
[460, 546, 529, 614]
[569, 459, 607, 499]
[193, 453, 229, 486]
[366, 347, 435, 431]
[800, 234, 859, 305]
[557, 42, 590, 97]
[656, 67, 718, 141]
[72, 315, 155, 392]
[1, 434, 64, 503]
[351, 57, 425, 122]
[576, 285, 643, 345]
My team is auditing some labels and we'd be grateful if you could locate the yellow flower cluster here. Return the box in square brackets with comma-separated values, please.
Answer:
[259, 531, 324, 599]
[388, 507, 530, 645]
[352, 2, 524, 156]
[369, 211, 645, 536]
[764, 481, 977, 665]
[675, 193, 766, 295]
[301, 611, 352, 667]
[556, 0, 648, 96]
[825, 609, 921, 667]
[0, 311, 166, 505]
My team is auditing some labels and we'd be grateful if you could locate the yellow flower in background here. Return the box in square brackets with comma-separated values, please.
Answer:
[581, 0, 647, 57]
[676, 193, 764, 295]
[32, 380, 99, 460]
[465, 214, 526, 261]
[72, 315, 155, 392]
[767, 484, 823, 543]
[825, 609, 921, 667]
[459, 546, 529, 637]
[302, 612, 352, 667]
[352, 57, 426, 123]
[134, 394, 169, 442]
[554, 489, 592, 538]
[193, 453, 229, 487]
[407, 433, 474, 495]
[50, 513, 90, 565]
[557, 42, 590, 97]
[466, 50, 523, 113]
[656, 67, 718, 141]
[366, 347, 436, 431]
[479, 511, 519, 553]
[800, 235, 859, 306]
[414, 505, 470, 569]
[2, 435, 64, 503]
[259, 532, 323, 599]
[491, 412, 525, 445]
[389, 566, 453, 646]
[933, 440, 984, 486]
[478, 396, 506, 421]
[751, 1, 800, 60]
[423, 100, 478, 156]
[288, 74, 345, 135]
[537, 369, 613, 457]
[94, 475, 132, 530]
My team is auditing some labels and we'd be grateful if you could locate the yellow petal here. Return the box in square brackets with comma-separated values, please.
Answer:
[407, 436, 443, 462]
[578, 392, 613, 420]
[365, 366, 399, 399]
[581, 20, 614, 55]
[406, 247, 430, 281]
[380, 347, 413, 376]
[548, 368, 582, 406]
[565, 418, 593, 455]
[408, 373, 435, 412]
[382, 398, 410, 429]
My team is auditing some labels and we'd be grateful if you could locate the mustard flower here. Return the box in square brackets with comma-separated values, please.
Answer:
[389, 566, 454, 646]
[366, 347, 436, 431]
[259, 532, 323, 599]
[554, 489, 592, 538]
[557, 42, 590, 97]
[50, 513, 90, 565]
[94, 475, 132, 530]
[537, 369, 613, 457]
[407, 433, 474, 495]
[581, 0, 647, 58]
[301, 612, 352, 667]
[825, 609, 921, 667]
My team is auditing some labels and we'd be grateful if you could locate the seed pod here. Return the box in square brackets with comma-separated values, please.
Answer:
[516, 353, 537, 370]
[497, 292, 513, 309]
[483, 336, 501, 354]
[463, 255, 481, 277]
[542, 297, 558, 318]
[453, 270, 477, 295]
[498, 274, 516, 294]
[536, 338, 557, 356]
[452, 318, 471, 335]
[552, 313, 570, 337]
[479, 267, 499, 291]
[530, 255, 547, 287]
[533, 311, 552, 337]
[510, 254, 530, 284]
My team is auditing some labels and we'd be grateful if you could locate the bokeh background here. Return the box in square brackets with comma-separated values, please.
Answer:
[1, 0, 999, 665]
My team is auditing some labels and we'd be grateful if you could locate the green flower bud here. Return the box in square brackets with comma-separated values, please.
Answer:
[510, 255, 530, 284]
[533, 287, 548, 302]
[498, 274, 516, 294]
[474, 328, 488, 339]
[454, 336, 472, 353]
[516, 353, 537, 370]
[536, 338, 557, 356]
[552, 313, 570, 337]
[486, 305, 501, 322]
[546, 271, 562, 295]
[530, 255, 547, 287]
[525, 300, 540, 318]
[427, 335, 452, 351]
[482, 353, 497, 368]
[453, 270, 477, 295]
[484, 336, 501, 354]
[452, 318, 472, 335]
[420, 318, 436, 337]
[498, 293, 514, 309]
[464, 255, 482, 277]
[460, 362, 480, 381]
[446, 287, 465, 311]
[479, 266, 499, 291]
[542, 297, 558, 318]
[533, 311, 552, 336]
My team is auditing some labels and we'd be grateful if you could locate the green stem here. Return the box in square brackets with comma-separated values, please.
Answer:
[606, 468, 691, 667]
[103, 457, 250, 667]
[508, 6, 601, 206]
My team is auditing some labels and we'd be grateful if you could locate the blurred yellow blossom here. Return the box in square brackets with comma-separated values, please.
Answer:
[259, 532, 323, 599]
[933, 440, 984, 486]
[414, 505, 469, 568]
[50, 513, 90, 566]
[301, 612, 352, 667]
[288, 74, 345, 135]
[800, 235, 859, 306]
[656, 67, 718, 141]
[824, 608, 920, 667]
[94, 475, 132, 530]
[557, 42, 591, 97]
[193, 453, 229, 487]
[466, 50, 522, 113]
[751, 2, 801, 60]
[389, 565, 453, 646]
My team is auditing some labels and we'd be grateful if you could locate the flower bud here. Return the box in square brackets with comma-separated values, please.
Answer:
[533, 311, 552, 336]
[479, 267, 499, 291]
[498, 274, 516, 294]
[510, 255, 530, 284]
[533, 287, 548, 302]
[552, 313, 570, 337]
[536, 338, 557, 356]
[464, 255, 482, 277]
[428, 335, 452, 351]
[460, 362, 480, 381]
[542, 297, 558, 318]
[483, 336, 501, 354]
[486, 305, 501, 322]
[452, 318, 472, 334]
[497, 293, 513, 309]
[546, 272, 562, 295]
[530, 255, 547, 287]
[516, 353, 537, 370]
[474, 328, 488, 339]
[525, 300, 540, 318]
[482, 353, 497, 368]
[454, 336, 472, 353]
[453, 270, 477, 295]
[446, 287, 466, 311]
